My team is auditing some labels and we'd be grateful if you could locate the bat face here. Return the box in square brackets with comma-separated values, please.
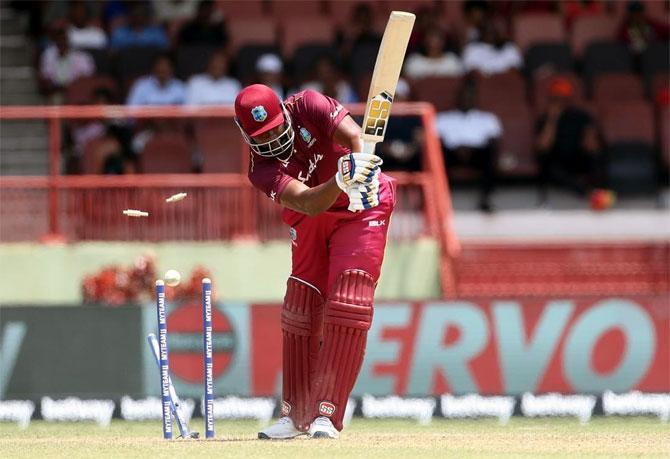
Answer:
[361, 11, 415, 150]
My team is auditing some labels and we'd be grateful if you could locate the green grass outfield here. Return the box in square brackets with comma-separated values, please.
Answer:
[1, 418, 668, 458]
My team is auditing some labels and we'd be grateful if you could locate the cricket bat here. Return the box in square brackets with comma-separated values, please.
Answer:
[361, 11, 416, 155]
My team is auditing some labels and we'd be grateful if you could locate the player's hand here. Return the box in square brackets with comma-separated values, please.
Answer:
[346, 174, 380, 211]
[335, 153, 383, 191]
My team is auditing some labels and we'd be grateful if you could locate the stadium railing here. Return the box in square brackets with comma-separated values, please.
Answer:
[0, 103, 460, 296]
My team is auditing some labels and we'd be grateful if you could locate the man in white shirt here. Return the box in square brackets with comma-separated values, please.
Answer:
[462, 23, 522, 76]
[256, 53, 285, 99]
[67, 1, 107, 49]
[404, 27, 464, 79]
[186, 51, 241, 105]
[436, 81, 502, 212]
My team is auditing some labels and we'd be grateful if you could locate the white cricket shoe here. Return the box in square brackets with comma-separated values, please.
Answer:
[258, 417, 307, 440]
[308, 416, 339, 439]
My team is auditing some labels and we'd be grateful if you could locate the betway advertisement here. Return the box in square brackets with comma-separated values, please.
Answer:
[140, 296, 669, 398]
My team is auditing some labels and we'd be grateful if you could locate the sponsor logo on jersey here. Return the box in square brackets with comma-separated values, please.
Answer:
[368, 219, 386, 227]
[289, 227, 297, 241]
[269, 191, 277, 201]
[281, 401, 291, 416]
[297, 153, 323, 183]
[319, 401, 336, 417]
[251, 105, 267, 122]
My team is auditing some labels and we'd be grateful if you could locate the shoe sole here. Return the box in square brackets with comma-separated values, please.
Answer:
[258, 432, 308, 440]
[311, 431, 337, 439]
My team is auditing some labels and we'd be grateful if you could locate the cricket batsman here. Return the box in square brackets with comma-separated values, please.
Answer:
[234, 84, 395, 439]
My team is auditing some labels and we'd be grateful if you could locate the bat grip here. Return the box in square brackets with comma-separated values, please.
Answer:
[362, 140, 377, 155]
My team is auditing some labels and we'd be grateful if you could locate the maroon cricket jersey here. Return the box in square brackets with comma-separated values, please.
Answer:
[247, 90, 390, 222]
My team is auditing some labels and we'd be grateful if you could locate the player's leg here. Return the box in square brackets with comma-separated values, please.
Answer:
[259, 215, 329, 439]
[309, 179, 395, 437]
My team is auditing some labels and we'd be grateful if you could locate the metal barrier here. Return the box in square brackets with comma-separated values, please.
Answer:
[0, 103, 459, 295]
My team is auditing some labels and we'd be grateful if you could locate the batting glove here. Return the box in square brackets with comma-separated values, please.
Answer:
[335, 153, 383, 191]
[346, 172, 381, 211]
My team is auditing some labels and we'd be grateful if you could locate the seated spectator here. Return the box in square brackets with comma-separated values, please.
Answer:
[127, 54, 186, 105]
[404, 27, 464, 79]
[299, 56, 357, 103]
[462, 0, 491, 43]
[177, 0, 228, 47]
[109, 3, 169, 50]
[337, 2, 382, 56]
[436, 81, 501, 212]
[618, 0, 669, 55]
[535, 77, 604, 204]
[186, 51, 240, 105]
[152, 0, 198, 23]
[67, 1, 107, 49]
[255, 53, 285, 99]
[377, 79, 423, 172]
[462, 22, 522, 76]
[40, 26, 95, 102]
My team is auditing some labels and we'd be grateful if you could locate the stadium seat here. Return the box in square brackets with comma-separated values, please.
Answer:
[194, 120, 244, 173]
[524, 43, 574, 78]
[606, 141, 659, 195]
[175, 45, 218, 80]
[583, 41, 633, 94]
[600, 100, 655, 144]
[476, 71, 527, 107]
[227, 17, 277, 52]
[115, 46, 164, 87]
[141, 133, 193, 173]
[233, 44, 282, 85]
[593, 73, 644, 103]
[641, 42, 670, 95]
[513, 13, 566, 53]
[411, 76, 462, 112]
[650, 72, 669, 100]
[290, 43, 340, 84]
[217, 0, 266, 18]
[280, 17, 335, 56]
[570, 14, 618, 58]
[66, 76, 118, 105]
[270, 0, 324, 19]
[532, 72, 584, 113]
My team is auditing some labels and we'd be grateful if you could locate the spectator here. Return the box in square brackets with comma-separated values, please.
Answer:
[377, 79, 423, 172]
[337, 2, 382, 56]
[462, 0, 490, 43]
[186, 51, 240, 105]
[177, 0, 228, 47]
[618, 0, 669, 55]
[127, 54, 186, 105]
[463, 22, 522, 76]
[109, 3, 169, 50]
[67, 1, 107, 49]
[299, 56, 357, 103]
[535, 77, 604, 204]
[40, 26, 95, 102]
[436, 81, 501, 212]
[404, 27, 464, 79]
[255, 53, 285, 99]
[153, 0, 198, 23]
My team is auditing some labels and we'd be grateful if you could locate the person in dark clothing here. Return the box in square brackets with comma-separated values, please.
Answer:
[535, 77, 604, 204]
[177, 0, 228, 47]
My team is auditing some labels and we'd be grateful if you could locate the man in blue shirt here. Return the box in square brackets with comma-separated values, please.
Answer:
[126, 54, 185, 105]
[110, 3, 169, 50]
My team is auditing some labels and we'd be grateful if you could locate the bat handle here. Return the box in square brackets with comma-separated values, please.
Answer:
[362, 140, 377, 155]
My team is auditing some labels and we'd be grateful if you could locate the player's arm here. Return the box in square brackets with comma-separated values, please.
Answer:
[333, 115, 364, 152]
[279, 177, 342, 217]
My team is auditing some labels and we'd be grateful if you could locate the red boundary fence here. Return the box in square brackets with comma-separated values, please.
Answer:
[0, 103, 460, 297]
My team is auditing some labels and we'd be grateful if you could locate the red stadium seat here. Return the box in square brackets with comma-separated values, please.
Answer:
[593, 73, 644, 103]
[280, 17, 335, 56]
[476, 71, 527, 107]
[67, 76, 118, 105]
[600, 100, 655, 144]
[141, 132, 193, 173]
[227, 17, 277, 52]
[513, 13, 566, 53]
[270, 0, 324, 19]
[217, 0, 266, 18]
[194, 120, 244, 173]
[570, 14, 618, 58]
[411, 76, 462, 112]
